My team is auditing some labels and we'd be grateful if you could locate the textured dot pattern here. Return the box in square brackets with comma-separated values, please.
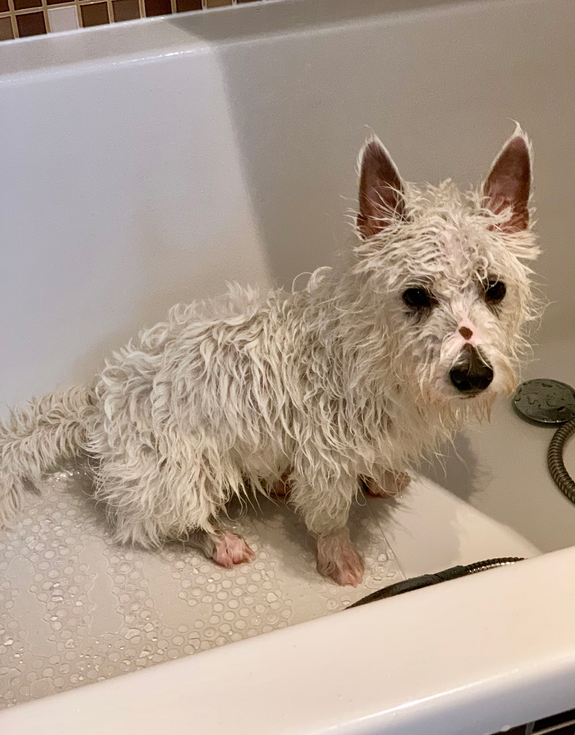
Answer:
[0, 468, 403, 709]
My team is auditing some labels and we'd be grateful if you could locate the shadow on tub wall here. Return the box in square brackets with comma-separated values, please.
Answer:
[422, 432, 486, 504]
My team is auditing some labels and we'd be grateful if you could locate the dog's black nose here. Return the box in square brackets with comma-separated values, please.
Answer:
[449, 344, 493, 395]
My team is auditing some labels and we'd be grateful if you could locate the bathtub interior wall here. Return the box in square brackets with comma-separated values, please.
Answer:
[2, 0, 575, 410]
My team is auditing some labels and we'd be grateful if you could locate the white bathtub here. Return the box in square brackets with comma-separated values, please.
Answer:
[1, 0, 575, 732]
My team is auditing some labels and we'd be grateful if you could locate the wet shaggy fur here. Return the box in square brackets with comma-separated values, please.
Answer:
[0, 127, 539, 586]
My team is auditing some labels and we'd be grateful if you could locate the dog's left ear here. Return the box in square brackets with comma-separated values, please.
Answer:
[357, 136, 406, 240]
[483, 130, 532, 232]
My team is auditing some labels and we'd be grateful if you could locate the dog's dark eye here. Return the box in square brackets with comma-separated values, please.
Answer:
[402, 288, 434, 309]
[484, 280, 506, 303]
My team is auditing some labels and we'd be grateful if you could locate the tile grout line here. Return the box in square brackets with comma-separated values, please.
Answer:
[6, 0, 19, 38]
[41, 0, 50, 33]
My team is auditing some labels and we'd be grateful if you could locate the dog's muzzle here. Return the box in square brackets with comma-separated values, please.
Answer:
[449, 344, 494, 395]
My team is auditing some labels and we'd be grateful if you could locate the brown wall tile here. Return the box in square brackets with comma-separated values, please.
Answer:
[14, 0, 41, 10]
[144, 0, 170, 16]
[0, 15, 13, 39]
[81, 1, 109, 25]
[112, 0, 140, 21]
[175, 0, 201, 11]
[112, 0, 140, 23]
[0, 0, 9, 12]
[205, 0, 231, 6]
[16, 10, 46, 35]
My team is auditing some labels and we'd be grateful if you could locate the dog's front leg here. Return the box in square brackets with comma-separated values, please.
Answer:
[290, 468, 364, 587]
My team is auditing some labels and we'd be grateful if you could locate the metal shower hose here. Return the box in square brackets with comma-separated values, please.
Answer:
[547, 417, 575, 504]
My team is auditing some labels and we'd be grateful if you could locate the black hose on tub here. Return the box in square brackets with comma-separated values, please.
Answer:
[547, 417, 575, 505]
[347, 557, 524, 608]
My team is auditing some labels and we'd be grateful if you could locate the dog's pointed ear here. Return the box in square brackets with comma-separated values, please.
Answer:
[357, 136, 406, 240]
[483, 129, 532, 232]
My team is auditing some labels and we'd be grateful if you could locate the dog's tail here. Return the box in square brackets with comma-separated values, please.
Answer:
[0, 386, 96, 526]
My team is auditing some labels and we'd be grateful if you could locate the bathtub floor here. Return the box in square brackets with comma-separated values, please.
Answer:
[0, 468, 405, 708]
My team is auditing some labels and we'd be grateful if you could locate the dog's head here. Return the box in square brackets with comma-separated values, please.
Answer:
[353, 127, 539, 410]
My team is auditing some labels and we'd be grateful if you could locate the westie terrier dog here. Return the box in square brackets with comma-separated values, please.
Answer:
[0, 127, 538, 586]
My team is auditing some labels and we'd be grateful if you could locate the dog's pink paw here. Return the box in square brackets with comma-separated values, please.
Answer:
[330, 558, 364, 587]
[364, 471, 411, 497]
[316, 531, 364, 587]
[212, 532, 255, 569]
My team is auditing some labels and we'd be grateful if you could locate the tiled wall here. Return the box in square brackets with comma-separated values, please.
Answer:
[0, 0, 261, 42]
[493, 708, 575, 735]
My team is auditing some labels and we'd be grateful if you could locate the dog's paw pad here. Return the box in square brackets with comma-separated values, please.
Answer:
[212, 532, 255, 568]
[330, 560, 364, 587]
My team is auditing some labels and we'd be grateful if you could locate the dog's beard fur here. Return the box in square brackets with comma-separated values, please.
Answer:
[0, 126, 540, 586]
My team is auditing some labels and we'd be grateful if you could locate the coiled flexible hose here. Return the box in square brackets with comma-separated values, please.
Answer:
[547, 417, 575, 504]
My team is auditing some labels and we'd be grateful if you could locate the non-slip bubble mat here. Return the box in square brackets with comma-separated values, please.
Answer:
[0, 468, 403, 708]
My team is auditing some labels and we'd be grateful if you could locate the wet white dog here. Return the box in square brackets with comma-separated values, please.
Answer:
[0, 127, 538, 586]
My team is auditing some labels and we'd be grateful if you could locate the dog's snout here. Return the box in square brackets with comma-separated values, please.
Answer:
[449, 344, 493, 395]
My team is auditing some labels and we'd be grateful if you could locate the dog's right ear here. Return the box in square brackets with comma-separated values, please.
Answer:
[357, 136, 406, 240]
[482, 128, 532, 233]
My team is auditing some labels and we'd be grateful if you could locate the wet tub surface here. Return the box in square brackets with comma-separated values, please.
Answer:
[0, 469, 403, 707]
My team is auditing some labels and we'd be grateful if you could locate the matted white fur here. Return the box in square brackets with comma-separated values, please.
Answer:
[0, 127, 539, 586]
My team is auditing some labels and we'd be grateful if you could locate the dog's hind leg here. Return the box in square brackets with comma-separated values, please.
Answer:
[185, 529, 255, 569]
[97, 453, 225, 549]
[98, 449, 256, 568]
[289, 464, 364, 587]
